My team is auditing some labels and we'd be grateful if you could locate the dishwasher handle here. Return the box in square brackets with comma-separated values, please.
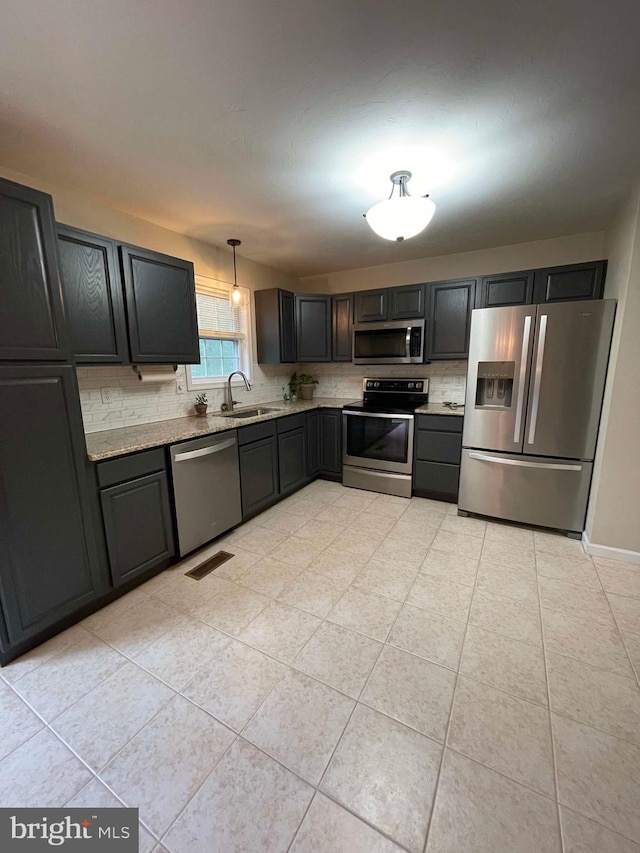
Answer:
[173, 437, 236, 462]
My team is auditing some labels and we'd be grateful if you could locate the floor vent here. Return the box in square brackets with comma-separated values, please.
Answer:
[185, 551, 234, 580]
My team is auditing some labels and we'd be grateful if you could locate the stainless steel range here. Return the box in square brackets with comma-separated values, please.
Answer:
[342, 378, 429, 498]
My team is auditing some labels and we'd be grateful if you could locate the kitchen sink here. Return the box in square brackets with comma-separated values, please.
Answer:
[220, 407, 283, 419]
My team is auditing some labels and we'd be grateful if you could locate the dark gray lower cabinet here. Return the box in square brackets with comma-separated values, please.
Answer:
[307, 411, 321, 476]
[0, 365, 107, 649]
[100, 470, 175, 586]
[319, 410, 342, 476]
[413, 414, 463, 502]
[239, 435, 279, 518]
[278, 427, 307, 495]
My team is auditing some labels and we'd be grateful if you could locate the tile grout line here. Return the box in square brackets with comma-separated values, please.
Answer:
[593, 563, 640, 690]
[420, 513, 485, 853]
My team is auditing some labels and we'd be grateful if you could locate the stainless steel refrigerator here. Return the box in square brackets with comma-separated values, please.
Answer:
[458, 299, 615, 534]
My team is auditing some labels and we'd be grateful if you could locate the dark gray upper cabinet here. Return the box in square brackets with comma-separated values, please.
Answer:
[389, 284, 426, 319]
[119, 244, 199, 364]
[533, 260, 607, 303]
[427, 279, 476, 360]
[57, 225, 128, 364]
[0, 364, 107, 646]
[255, 288, 296, 363]
[0, 178, 69, 361]
[478, 270, 534, 309]
[295, 294, 332, 362]
[100, 470, 175, 587]
[332, 294, 353, 361]
[354, 289, 388, 322]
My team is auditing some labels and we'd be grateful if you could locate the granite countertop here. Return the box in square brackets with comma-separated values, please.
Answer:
[415, 402, 465, 417]
[85, 398, 355, 461]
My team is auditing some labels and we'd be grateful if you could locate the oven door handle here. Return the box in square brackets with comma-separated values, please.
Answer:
[342, 411, 414, 420]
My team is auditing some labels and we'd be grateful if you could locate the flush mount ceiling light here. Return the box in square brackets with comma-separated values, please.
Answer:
[364, 171, 436, 242]
[227, 238, 242, 305]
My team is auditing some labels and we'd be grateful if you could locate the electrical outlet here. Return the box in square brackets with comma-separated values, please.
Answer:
[101, 387, 113, 404]
[176, 380, 185, 393]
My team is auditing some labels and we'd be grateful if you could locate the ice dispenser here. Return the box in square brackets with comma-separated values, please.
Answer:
[475, 361, 514, 409]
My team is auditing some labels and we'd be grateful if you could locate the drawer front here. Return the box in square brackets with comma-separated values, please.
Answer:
[237, 420, 277, 446]
[414, 460, 460, 498]
[276, 412, 307, 434]
[416, 430, 462, 464]
[97, 448, 166, 488]
[416, 414, 463, 433]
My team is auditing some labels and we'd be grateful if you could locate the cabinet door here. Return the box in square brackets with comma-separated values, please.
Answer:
[295, 294, 332, 362]
[100, 471, 175, 586]
[319, 410, 342, 475]
[57, 225, 129, 363]
[239, 437, 279, 517]
[0, 179, 69, 361]
[120, 244, 199, 363]
[332, 294, 353, 361]
[389, 284, 426, 319]
[279, 290, 297, 363]
[427, 279, 476, 360]
[478, 270, 534, 309]
[278, 427, 308, 495]
[533, 260, 607, 304]
[354, 289, 388, 322]
[307, 411, 321, 476]
[0, 365, 106, 646]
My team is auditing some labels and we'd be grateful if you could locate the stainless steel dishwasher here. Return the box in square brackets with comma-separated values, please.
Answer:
[170, 431, 242, 556]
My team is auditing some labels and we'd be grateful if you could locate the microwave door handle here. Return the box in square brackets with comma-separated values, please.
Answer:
[406, 326, 411, 356]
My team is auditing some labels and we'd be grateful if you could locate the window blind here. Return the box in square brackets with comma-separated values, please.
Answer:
[194, 277, 247, 338]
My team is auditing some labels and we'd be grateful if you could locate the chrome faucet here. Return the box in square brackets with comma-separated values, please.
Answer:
[221, 370, 252, 412]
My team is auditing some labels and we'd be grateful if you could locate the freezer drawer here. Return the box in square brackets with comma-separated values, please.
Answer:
[458, 449, 593, 533]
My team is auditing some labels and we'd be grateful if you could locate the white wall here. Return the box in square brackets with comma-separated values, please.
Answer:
[301, 232, 606, 293]
[585, 182, 640, 558]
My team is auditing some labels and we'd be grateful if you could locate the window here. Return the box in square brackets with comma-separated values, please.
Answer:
[187, 276, 251, 389]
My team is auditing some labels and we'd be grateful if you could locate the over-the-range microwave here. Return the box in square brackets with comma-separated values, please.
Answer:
[352, 319, 425, 364]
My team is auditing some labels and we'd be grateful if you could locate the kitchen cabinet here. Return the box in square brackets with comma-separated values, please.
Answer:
[97, 449, 175, 586]
[389, 284, 426, 319]
[332, 294, 353, 361]
[319, 409, 342, 477]
[277, 414, 308, 495]
[255, 288, 296, 363]
[119, 243, 199, 364]
[427, 278, 476, 360]
[533, 260, 607, 303]
[354, 289, 388, 323]
[307, 411, 321, 476]
[295, 294, 332, 362]
[0, 178, 69, 361]
[238, 422, 280, 518]
[477, 270, 534, 309]
[413, 414, 463, 502]
[0, 364, 107, 650]
[57, 225, 128, 363]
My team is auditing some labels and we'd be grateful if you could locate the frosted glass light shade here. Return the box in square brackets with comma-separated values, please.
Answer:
[366, 195, 436, 241]
[231, 286, 242, 305]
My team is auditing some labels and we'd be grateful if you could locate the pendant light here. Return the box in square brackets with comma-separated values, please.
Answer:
[365, 171, 436, 241]
[227, 238, 242, 305]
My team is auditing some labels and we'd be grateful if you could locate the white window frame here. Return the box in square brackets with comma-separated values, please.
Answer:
[186, 276, 253, 392]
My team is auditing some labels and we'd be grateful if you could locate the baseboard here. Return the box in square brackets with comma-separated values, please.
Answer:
[582, 531, 640, 565]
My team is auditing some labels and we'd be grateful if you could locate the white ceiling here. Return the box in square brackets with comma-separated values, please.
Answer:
[1, 0, 639, 276]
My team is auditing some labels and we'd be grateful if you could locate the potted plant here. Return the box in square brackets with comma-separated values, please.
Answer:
[194, 392, 208, 416]
[288, 371, 319, 401]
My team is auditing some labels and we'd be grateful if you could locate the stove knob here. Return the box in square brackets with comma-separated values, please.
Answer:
[408, 382, 414, 389]
[374, 381, 380, 388]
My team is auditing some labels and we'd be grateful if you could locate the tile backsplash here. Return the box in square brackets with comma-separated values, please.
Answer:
[77, 361, 467, 433]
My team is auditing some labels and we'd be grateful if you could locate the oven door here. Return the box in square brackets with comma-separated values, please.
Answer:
[342, 411, 415, 475]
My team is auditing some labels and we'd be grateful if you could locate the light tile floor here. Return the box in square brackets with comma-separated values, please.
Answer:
[1, 481, 639, 852]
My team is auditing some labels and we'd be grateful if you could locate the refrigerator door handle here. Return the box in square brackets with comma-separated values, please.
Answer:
[513, 315, 532, 444]
[527, 313, 547, 445]
[468, 451, 582, 472]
